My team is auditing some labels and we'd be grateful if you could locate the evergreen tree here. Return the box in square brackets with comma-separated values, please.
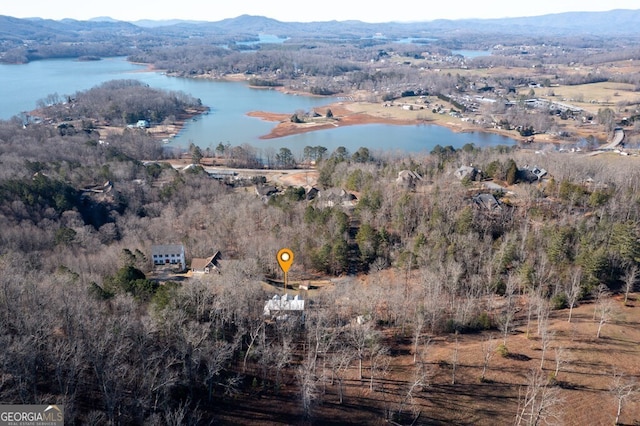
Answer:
[505, 159, 518, 185]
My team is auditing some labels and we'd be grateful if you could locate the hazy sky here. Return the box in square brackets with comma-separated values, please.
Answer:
[2, 0, 636, 22]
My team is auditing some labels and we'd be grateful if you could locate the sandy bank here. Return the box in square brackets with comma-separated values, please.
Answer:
[247, 102, 532, 143]
[247, 104, 419, 139]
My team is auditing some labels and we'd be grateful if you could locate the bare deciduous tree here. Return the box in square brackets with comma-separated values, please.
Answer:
[327, 347, 354, 404]
[345, 321, 377, 381]
[297, 356, 319, 420]
[553, 347, 569, 381]
[536, 299, 551, 338]
[538, 317, 555, 370]
[411, 307, 426, 364]
[609, 371, 639, 425]
[396, 361, 431, 423]
[592, 284, 610, 321]
[622, 264, 638, 305]
[566, 267, 582, 323]
[515, 369, 564, 426]
[369, 341, 390, 391]
[480, 334, 497, 382]
[497, 274, 519, 345]
[451, 333, 460, 385]
[595, 297, 615, 339]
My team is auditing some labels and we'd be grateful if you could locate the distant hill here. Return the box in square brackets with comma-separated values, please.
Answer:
[125, 9, 640, 37]
[1, 9, 640, 56]
[0, 15, 143, 39]
[459, 9, 640, 36]
[132, 19, 206, 28]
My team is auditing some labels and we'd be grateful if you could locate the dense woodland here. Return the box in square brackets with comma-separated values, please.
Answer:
[1, 11, 640, 426]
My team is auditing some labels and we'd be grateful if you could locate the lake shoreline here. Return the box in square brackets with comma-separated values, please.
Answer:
[247, 101, 533, 144]
[135, 69, 539, 146]
[215, 73, 582, 145]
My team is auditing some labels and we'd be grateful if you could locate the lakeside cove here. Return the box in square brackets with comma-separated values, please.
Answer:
[2, 56, 606, 156]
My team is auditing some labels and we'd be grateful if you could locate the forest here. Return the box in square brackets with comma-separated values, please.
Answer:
[0, 75, 640, 424]
[1, 9, 640, 426]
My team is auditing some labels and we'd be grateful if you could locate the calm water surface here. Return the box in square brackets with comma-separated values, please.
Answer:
[452, 50, 492, 58]
[0, 57, 514, 155]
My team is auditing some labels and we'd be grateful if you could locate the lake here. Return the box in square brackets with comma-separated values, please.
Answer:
[452, 50, 493, 58]
[0, 57, 515, 156]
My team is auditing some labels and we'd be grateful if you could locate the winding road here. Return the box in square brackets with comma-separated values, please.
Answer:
[601, 128, 625, 150]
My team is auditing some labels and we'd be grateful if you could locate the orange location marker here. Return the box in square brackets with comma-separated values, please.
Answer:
[277, 248, 294, 273]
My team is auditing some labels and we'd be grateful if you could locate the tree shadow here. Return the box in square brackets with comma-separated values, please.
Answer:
[505, 353, 531, 361]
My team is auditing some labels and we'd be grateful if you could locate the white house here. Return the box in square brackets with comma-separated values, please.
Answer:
[151, 244, 186, 270]
[263, 294, 305, 321]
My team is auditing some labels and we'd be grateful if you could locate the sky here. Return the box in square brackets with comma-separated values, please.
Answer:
[2, 0, 637, 23]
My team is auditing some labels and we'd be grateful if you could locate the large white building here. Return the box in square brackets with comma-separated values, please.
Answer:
[263, 294, 305, 321]
[151, 244, 185, 270]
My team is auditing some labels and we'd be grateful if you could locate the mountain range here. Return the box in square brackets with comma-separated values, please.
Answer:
[2, 9, 640, 39]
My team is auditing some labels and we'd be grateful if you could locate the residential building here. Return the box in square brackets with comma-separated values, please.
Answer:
[263, 294, 305, 322]
[191, 252, 221, 274]
[151, 244, 185, 270]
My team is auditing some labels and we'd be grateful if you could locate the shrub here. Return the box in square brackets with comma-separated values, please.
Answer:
[551, 292, 568, 310]
[473, 312, 493, 330]
[496, 343, 509, 357]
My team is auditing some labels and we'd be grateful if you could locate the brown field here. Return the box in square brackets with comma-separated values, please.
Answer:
[214, 292, 640, 425]
[522, 81, 640, 115]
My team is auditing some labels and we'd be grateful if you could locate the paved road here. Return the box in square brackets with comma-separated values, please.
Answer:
[601, 128, 624, 149]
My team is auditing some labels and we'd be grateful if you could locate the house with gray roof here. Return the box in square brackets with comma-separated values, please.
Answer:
[396, 170, 423, 189]
[455, 165, 479, 181]
[152, 244, 185, 270]
[472, 193, 501, 211]
[316, 188, 357, 208]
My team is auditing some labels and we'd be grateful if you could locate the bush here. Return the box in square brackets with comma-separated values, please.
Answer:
[473, 312, 493, 331]
[443, 318, 460, 334]
[382, 93, 396, 102]
[496, 343, 509, 357]
[492, 278, 506, 296]
[551, 292, 568, 310]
